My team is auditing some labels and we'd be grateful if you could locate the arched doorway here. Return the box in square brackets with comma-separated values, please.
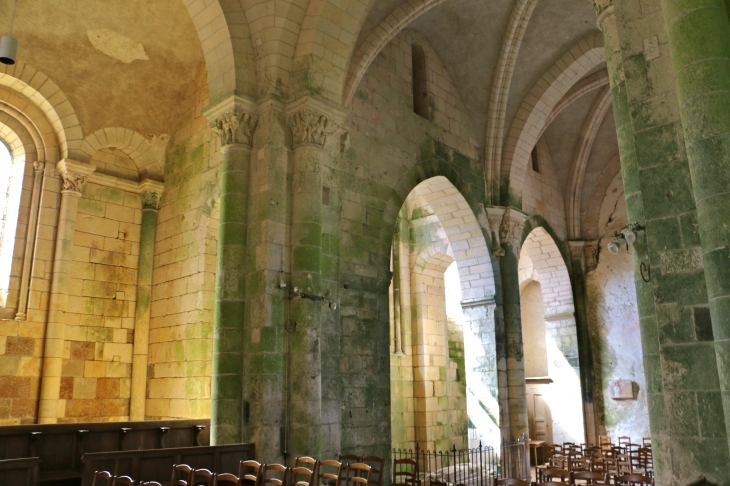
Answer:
[519, 227, 585, 445]
[389, 176, 500, 452]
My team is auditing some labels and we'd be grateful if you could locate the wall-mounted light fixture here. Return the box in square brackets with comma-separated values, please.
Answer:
[607, 222, 645, 255]
[0, 0, 19, 65]
[292, 286, 338, 310]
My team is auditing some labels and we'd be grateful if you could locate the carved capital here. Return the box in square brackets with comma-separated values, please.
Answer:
[33, 160, 46, 172]
[55, 159, 96, 196]
[485, 207, 507, 256]
[210, 109, 258, 148]
[138, 179, 165, 211]
[593, 0, 614, 29]
[585, 241, 599, 273]
[499, 208, 527, 244]
[288, 108, 335, 149]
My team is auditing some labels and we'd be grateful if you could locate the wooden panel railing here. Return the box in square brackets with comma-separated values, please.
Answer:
[0, 419, 209, 484]
[0, 457, 40, 486]
[81, 442, 255, 486]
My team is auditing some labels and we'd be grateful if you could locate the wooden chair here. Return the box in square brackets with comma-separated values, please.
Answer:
[568, 456, 591, 473]
[361, 456, 384, 486]
[239, 460, 263, 486]
[113, 477, 135, 486]
[569, 471, 608, 485]
[262, 463, 289, 486]
[140, 482, 163, 486]
[172, 464, 194, 486]
[318, 459, 343, 486]
[540, 467, 569, 483]
[191, 468, 215, 486]
[392, 458, 418, 486]
[346, 463, 371, 486]
[495, 480, 530, 486]
[93, 471, 114, 486]
[641, 438, 651, 448]
[216, 473, 243, 486]
[295, 457, 318, 475]
[430, 481, 447, 486]
[536, 482, 568, 486]
[615, 474, 654, 486]
[291, 466, 314, 486]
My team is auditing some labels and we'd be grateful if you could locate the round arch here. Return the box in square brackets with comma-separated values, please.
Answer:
[80, 127, 168, 181]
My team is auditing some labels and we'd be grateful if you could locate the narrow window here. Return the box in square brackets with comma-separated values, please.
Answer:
[0, 141, 23, 306]
[531, 147, 540, 173]
[412, 44, 429, 119]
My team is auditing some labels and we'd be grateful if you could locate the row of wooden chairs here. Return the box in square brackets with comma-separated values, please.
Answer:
[542, 441, 652, 478]
[497, 472, 654, 486]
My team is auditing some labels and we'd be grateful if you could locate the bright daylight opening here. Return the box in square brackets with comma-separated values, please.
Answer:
[0, 142, 23, 307]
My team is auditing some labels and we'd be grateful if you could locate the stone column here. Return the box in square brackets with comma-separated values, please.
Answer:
[38, 159, 95, 423]
[489, 207, 528, 440]
[129, 180, 163, 421]
[207, 100, 258, 444]
[567, 240, 598, 445]
[662, 0, 730, 449]
[596, 0, 730, 480]
[285, 99, 340, 457]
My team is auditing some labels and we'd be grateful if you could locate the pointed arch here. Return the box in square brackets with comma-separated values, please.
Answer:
[501, 33, 605, 207]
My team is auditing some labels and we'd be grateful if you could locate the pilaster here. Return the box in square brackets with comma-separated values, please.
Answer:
[38, 159, 95, 423]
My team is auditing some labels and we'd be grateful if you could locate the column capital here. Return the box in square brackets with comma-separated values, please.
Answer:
[56, 159, 96, 196]
[567, 239, 599, 273]
[33, 160, 46, 173]
[138, 179, 165, 210]
[592, 0, 614, 30]
[499, 207, 527, 245]
[286, 96, 345, 149]
[486, 207, 507, 256]
[204, 95, 259, 148]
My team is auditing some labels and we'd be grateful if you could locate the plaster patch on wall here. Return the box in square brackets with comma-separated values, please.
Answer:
[87, 29, 149, 63]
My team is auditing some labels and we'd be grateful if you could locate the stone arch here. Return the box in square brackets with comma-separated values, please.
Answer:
[582, 154, 621, 241]
[343, 0, 451, 106]
[566, 85, 613, 240]
[292, 0, 374, 103]
[183, 0, 257, 101]
[0, 61, 82, 160]
[501, 33, 605, 207]
[484, 0, 539, 202]
[80, 127, 167, 180]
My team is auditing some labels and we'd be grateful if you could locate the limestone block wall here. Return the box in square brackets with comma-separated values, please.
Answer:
[0, 165, 61, 424]
[586, 173, 649, 440]
[59, 180, 141, 422]
[147, 66, 216, 420]
[521, 139, 567, 240]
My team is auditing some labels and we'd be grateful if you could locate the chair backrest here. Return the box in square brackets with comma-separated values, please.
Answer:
[537, 482, 569, 486]
[295, 457, 318, 471]
[346, 463, 371, 486]
[392, 458, 418, 486]
[93, 471, 114, 486]
[615, 474, 654, 486]
[263, 463, 289, 486]
[431, 481, 447, 486]
[542, 467, 569, 482]
[570, 471, 608, 485]
[339, 454, 361, 465]
[495, 479, 530, 486]
[172, 464, 194, 486]
[192, 468, 215, 486]
[361, 456, 384, 486]
[215, 473, 242, 486]
[291, 466, 314, 486]
[318, 459, 342, 486]
[641, 438, 651, 448]
[568, 457, 591, 472]
[140, 482, 163, 486]
[112, 476, 135, 486]
[239, 460, 263, 486]
[618, 437, 631, 445]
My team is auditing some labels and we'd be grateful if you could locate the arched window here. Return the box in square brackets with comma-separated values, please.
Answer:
[0, 141, 23, 307]
[412, 44, 429, 119]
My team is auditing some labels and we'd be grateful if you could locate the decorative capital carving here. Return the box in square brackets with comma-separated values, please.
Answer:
[499, 208, 527, 243]
[55, 159, 96, 196]
[288, 108, 336, 148]
[485, 207, 506, 256]
[138, 179, 165, 211]
[210, 109, 258, 148]
[33, 160, 46, 172]
[585, 241, 599, 272]
[140, 191, 160, 210]
[592, 0, 614, 29]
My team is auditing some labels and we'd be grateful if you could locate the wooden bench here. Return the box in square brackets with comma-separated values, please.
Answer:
[0, 457, 40, 486]
[81, 442, 255, 486]
[0, 419, 209, 484]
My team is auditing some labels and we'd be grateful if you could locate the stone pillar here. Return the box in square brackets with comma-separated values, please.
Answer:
[596, 0, 730, 481]
[567, 240, 598, 445]
[207, 100, 258, 444]
[662, 0, 730, 450]
[285, 99, 340, 457]
[38, 159, 95, 423]
[489, 207, 528, 440]
[129, 180, 163, 421]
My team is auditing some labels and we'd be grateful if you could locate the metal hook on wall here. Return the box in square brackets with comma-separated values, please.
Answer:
[640, 262, 651, 282]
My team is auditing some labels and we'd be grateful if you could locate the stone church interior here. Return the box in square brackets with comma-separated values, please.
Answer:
[0, 0, 727, 483]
